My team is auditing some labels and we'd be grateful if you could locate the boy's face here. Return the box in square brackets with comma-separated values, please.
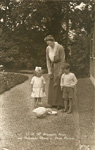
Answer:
[64, 68, 70, 74]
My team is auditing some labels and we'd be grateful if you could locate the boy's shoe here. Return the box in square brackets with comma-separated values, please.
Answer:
[67, 110, 72, 114]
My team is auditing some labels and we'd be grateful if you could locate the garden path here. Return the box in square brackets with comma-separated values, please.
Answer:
[0, 74, 94, 150]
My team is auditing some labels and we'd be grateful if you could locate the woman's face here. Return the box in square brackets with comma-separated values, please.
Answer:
[46, 41, 55, 48]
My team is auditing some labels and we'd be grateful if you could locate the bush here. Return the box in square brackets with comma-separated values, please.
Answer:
[0, 72, 28, 94]
[67, 34, 90, 78]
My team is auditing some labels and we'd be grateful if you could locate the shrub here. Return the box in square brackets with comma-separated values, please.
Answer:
[0, 72, 28, 94]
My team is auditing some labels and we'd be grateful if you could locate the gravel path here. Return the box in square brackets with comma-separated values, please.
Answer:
[0, 74, 94, 150]
[77, 78, 95, 150]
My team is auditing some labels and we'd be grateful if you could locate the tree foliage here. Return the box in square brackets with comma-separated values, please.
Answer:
[0, 0, 93, 76]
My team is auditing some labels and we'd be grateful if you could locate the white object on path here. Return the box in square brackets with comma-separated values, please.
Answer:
[47, 111, 57, 115]
[2, 148, 9, 150]
[33, 107, 57, 118]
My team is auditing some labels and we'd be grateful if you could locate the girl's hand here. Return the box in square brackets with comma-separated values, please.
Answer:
[31, 84, 33, 92]
[43, 88, 45, 92]
[61, 86, 63, 91]
[43, 84, 45, 92]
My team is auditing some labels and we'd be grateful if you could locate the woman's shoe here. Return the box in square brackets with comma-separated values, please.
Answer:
[67, 110, 72, 114]
[51, 105, 56, 108]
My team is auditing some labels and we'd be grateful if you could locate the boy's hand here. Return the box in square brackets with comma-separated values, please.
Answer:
[69, 85, 75, 88]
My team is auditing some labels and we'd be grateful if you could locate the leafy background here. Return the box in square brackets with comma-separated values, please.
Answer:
[0, 0, 93, 77]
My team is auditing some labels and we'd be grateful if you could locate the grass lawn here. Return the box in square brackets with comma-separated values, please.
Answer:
[0, 72, 28, 94]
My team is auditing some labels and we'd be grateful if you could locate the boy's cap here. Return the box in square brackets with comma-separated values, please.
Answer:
[35, 66, 42, 72]
[63, 63, 70, 69]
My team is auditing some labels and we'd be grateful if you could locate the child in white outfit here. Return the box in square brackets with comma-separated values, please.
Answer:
[60, 63, 77, 113]
[31, 67, 46, 107]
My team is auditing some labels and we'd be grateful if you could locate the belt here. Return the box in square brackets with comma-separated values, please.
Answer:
[52, 60, 60, 64]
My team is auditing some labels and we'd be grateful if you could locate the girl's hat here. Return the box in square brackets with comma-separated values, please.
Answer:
[35, 66, 42, 72]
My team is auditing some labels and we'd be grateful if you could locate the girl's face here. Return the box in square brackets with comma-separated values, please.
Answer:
[46, 41, 55, 48]
[36, 71, 42, 77]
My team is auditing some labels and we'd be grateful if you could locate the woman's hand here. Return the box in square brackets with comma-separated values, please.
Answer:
[48, 73, 53, 78]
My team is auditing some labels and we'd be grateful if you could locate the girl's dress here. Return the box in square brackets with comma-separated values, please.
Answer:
[31, 76, 46, 98]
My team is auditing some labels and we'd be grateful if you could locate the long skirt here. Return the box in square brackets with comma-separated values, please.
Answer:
[48, 78, 64, 107]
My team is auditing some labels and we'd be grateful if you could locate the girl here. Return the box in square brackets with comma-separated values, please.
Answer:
[31, 67, 46, 107]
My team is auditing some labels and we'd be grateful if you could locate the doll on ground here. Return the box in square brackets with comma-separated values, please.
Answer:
[31, 67, 46, 107]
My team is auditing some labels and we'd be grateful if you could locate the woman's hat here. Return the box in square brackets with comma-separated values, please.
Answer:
[35, 66, 42, 72]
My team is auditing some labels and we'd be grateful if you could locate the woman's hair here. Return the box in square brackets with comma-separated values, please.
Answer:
[44, 35, 55, 42]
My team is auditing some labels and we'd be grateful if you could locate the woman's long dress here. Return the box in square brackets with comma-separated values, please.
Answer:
[46, 42, 65, 106]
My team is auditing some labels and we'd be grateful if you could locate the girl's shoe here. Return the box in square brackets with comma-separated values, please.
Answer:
[67, 110, 72, 114]
[57, 106, 61, 110]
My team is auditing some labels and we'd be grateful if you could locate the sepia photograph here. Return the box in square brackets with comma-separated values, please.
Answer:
[0, 0, 95, 150]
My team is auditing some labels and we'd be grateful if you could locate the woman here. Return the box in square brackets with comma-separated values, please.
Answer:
[44, 35, 65, 109]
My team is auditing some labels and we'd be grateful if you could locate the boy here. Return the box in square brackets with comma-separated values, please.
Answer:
[60, 63, 77, 114]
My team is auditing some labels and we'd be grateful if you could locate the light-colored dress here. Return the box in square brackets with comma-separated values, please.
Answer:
[31, 76, 46, 98]
[48, 42, 57, 62]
